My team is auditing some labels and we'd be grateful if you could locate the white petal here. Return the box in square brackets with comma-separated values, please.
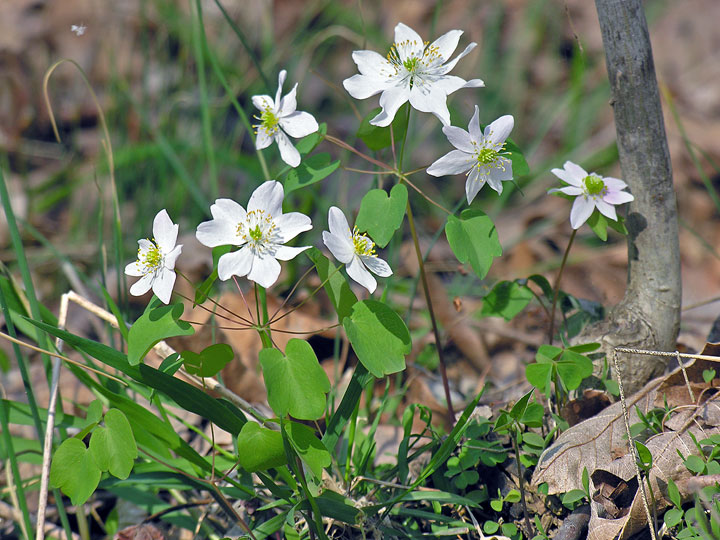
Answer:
[551, 167, 582, 187]
[394, 23, 424, 58]
[152, 268, 176, 304]
[352, 50, 393, 76]
[409, 85, 451, 125]
[129, 273, 154, 297]
[153, 209, 178, 252]
[343, 74, 388, 100]
[468, 105, 482, 142]
[427, 150, 473, 177]
[429, 29, 462, 61]
[275, 212, 312, 242]
[125, 261, 144, 277]
[603, 177, 628, 190]
[196, 218, 238, 248]
[256, 128, 273, 150]
[276, 130, 301, 167]
[549, 186, 584, 196]
[569, 196, 595, 229]
[217, 248, 253, 281]
[274, 245, 310, 261]
[442, 126, 474, 153]
[484, 115, 514, 147]
[211, 198, 246, 223]
[274, 70, 287, 106]
[429, 74, 472, 96]
[604, 190, 634, 204]
[371, 87, 410, 127]
[361, 255, 392, 277]
[278, 83, 297, 116]
[438, 42, 477, 74]
[328, 206, 352, 239]
[247, 254, 281, 288]
[248, 180, 284, 217]
[323, 232, 353, 265]
[462, 78, 485, 89]
[137, 238, 154, 252]
[346, 256, 377, 293]
[563, 161, 589, 182]
[252, 94, 274, 111]
[164, 245, 183, 270]
[280, 111, 318, 138]
[595, 199, 618, 221]
[487, 167, 511, 194]
[466, 167, 485, 204]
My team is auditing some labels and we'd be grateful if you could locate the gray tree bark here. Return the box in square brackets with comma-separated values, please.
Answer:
[585, 0, 681, 393]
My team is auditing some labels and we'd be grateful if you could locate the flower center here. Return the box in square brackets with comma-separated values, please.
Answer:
[583, 175, 605, 195]
[477, 147, 499, 164]
[403, 56, 419, 73]
[139, 240, 163, 272]
[352, 228, 376, 257]
[386, 39, 440, 89]
[259, 107, 280, 135]
[238, 209, 277, 254]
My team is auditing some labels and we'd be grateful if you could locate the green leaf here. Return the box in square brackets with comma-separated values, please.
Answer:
[525, 362, 553, 396]
[520, 402, 545, 428]
[259, 339, 330, 420]
[100, 287, 129, 342]
[237, 422, 286, 472]
[608, 215, 628, 235]
[667, 478, 682, 509]
[587, 211, 608, 241]
[343, 300, 410, 377]
[88, 409, 137, 479]
[557, 350, 594, 391]
[50, 438, 101, 505]
[305, 247, 358, 322]
[527, 274, 553, 299]
[127, 298, 194, 365]
[504, 137, 530, 177]
[480, 281, 533, 321]
[509, 390, 534, 421]
[445, 209, 502, 279]
[194, 268, 218, 306]
[567, 342, 601, 354]
[182, 343, 233, 378]
[684, 454, 705, 474]
[703, 369, 716, 384]
[635, 440, 652, 469]
[664, 507, 683, 528]
[355, 183, 408, 248]
[356, 107, 406, 151]
[562, 489, 587, 506]
[537, 344, 563, 361]
[294, 122, 327, 156]
[283, 152, 340, 194]
[286, 421, 331, 479]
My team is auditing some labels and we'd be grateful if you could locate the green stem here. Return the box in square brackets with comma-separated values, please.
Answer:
[512, 428, 534, 537]
[548, 228, 577, 344]
[344, 400, 360, 486]
[0, 403, 33, 539]
[256, 284, 273, 348]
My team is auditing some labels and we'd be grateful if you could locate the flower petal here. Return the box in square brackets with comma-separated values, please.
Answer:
[343, 74, 388, 100]
[549, 186, 583, 196]
[468, 105, 482, 142]
[275, 130, 301, 167]
[196, 217, 239, 248]
[361, 255, 392, 277]
[394, 23, 424, 57]
[569, 196, 595, 229]
[442, 126, 474, 153]
[323, 230, 354, 264]
[551, 166, 582, 187]
[280, 111, 318, 138]
[274, 245, 310, 261]
[429, 74, 473, 96]
[563, 161, 589, 182]
[438, 42, 477, 74]
[346, 256, 377, 293]
[465, 167, 485, 204]
[328, 206, 352, 239]
[487, 167, 511, 194]
[217, 248, 253, 281]
[274, 70, 287, 107]
[152, 268, 176, 304]
[427, 149, 473, 177]
[255, 128, 273, 150]
[604, 190, 634, 204]
[484, 115, 514, 147]
[164, 245, 183, 270]
[212, 198, 246, 222]
[595, 199, 618, 221]
[129, 273, 154, 297]
[248, 180, 284, 217]
[278, 83, 297, 117]
[153, 209, 178, 252]
[371, 87, 410, 127]
[125, 261, 144, 277]
[429, 29, 463, 61]
[409, 85, 451, 125]
[352, 50, 393, 76]
[247, 253, 282, 288]
[252, 94, 274, 111]
[603, 176, 628, 190]
[275, 212, 312, 242]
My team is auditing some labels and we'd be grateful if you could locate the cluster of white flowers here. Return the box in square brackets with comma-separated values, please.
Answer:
[125, 22, 633, 305]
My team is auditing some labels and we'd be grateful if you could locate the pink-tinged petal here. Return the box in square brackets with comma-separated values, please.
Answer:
[352, 50, 392, 76]
[468, 105, 482, 142]
[217, 248, 253, 281]
[275, 212, 312, 242]
[196, 217, 239, 248]
[346, 256, 377, 293]
[164, 245, 183, 270]
[328, 206, 352, 239]
[247, 253, 282, 288]
[427, 149, 474, 177]
[595, 199, 618, 221]
[569, 196, 595, 229]
[563, 161, 589, 182]
[484, 115, 514, 147]
[255, 128, 273, 150]
[394, 23, 424, 58]
[549, 186, 584, 196]
[248, 180, 284, 217]
[152, 268, 176, 304]
[278, 83, 297, 117]
[125, 261, 144, 277]
[551, 167, 582, 187]
[604, 190, 634, 204]
[153, 209, 178, 252]
[603, 176, 628, 190]
[274, 245, 310, 261]
[442, 126, 474, 153]
[129, 273, 154, 297]
[343, 74, 388, 100]
[361, 255, 392, 277]
[409, 85, 451, 125]
[323, 230, 354, 264]
[274, 70, 287, 106]
[275, 130, 301, 167]
[252, 94, 274, 111]
[438, 42, 477, 74]
[429, 29, 462, 61]
[371, 87, 410, 127]
[465, 167, 485, 204]
[280, 111, 318, 138]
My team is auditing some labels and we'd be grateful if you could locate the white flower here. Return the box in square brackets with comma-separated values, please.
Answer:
[196, 181, 312, 288]
[548, 161, 634, 229]
[71, 24, 87, 36]
[427, 107, 514, 203]
[322, 207, 392, 294]
[125, 210, 182, 304]
[343, 23, 484, 127]
[253, 70, 319, 168]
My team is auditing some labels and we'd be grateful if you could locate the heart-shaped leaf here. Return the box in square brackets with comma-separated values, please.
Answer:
[445, 209, 502, 279]
[355, 183, 407, 248]
[259, 339, 330, 420]
[286, 421, 331, 479]
[283, 152, 340, 194]
[237, 422, 286, 472]
[481, 281, 534, 321]
[127, 298, 194, 365]
[182, 343, 233, 378]
[88, 408, 137, 479]
[343, 300, 411, 377]
[50, 438, 101, 505]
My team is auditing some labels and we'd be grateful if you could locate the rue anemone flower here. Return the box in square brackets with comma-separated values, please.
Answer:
[548, 161, 634, 230]
[253, 70, 319, 168]
[343, 22, 484, 127]
[125, 209, 183, 304]
[427, 107, 514, 203]
[195, 181, 312, 288]
[322, 207, 392, 294]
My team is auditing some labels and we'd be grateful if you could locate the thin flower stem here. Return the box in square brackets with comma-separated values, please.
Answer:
[512, 431, 535, 537]
[256, 284, 273, 349]
[395, 172, 452, 215]
[177, 271, 255, 325]
[341, 166, 393, 175]
[324, 133, 391, 169]
[344, 400, 360, 486]
[269, 264, 316, 321]
[397, 104, 411, 169]
[548, 229, 577, 344]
